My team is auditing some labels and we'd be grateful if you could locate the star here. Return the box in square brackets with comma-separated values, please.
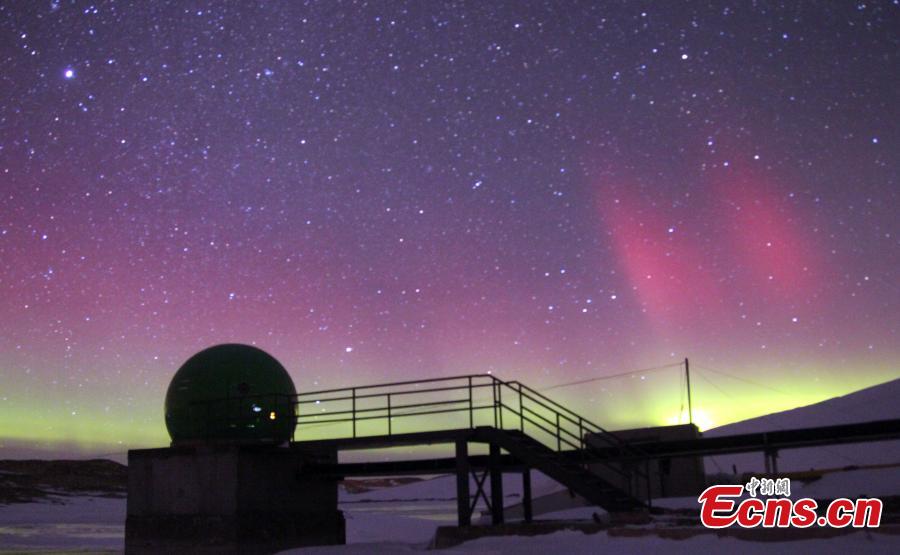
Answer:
[0, 0, 893, 454]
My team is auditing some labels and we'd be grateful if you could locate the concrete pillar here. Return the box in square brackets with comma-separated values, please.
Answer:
[125, 445, 344, 554]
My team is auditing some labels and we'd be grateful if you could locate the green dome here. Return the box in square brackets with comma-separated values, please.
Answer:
[165, 344, 297, 445]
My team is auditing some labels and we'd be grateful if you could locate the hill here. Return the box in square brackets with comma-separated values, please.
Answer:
[704, 377, 900, 473]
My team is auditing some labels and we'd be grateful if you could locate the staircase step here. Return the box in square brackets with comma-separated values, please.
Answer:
[490, 427, 646, 513]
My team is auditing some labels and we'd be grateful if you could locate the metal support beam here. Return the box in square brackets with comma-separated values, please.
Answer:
[765, 449, 779, 475]
[455, 440, 470, 527]
[489, 443, 504, 525]
[522, 469, 533, 523]
[471, 468, 491, 516]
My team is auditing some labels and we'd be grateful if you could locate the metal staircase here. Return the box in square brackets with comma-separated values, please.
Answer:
[481, 427, 646, 512]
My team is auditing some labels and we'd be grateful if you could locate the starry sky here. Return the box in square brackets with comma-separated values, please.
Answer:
[1, 1, 898, 455]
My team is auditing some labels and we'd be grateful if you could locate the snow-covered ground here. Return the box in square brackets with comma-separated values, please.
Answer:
[344, 470, 562, 504]
[0, 494, 124, 553]
[288, 529, 900, 555]
[2, 466, 898, 553]
[797, 466, 900, 499]
[299, 465, 900, 553]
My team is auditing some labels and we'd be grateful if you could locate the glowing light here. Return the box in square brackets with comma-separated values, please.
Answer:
[0, 7, 894, 459]
[597, 187, 725, 330]
[713, 172, 822, 296]
[666, 409, 715, 431]
[269, 411, 277, 420]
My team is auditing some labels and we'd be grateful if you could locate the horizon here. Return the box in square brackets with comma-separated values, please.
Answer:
[3, 371, 897, 461]
[1, 2, 898, 455]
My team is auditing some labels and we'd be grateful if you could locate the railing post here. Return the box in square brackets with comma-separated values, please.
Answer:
[498, 384, 504, 429]
[387, 393, 392, 435]
[518, 382, 524, 432]
[578, 417, 585, 466]
[352, 388, 357, 438]
[468, 376, 474, 428]
[492, 380, 498, 428]
[556, 413, 561, 451]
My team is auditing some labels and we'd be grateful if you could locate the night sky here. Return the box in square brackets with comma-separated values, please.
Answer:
[1, 1, 897, 454]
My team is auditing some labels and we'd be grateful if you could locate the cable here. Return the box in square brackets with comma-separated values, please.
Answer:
[540, 362, 682, 392]
[696, 370, 734, 400]
[694, 365, 863, 466]
[693, 364, 793, 396]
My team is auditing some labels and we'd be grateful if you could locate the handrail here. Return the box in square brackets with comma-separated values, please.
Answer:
[296, 381, 497, 404]
[297, 397, 471, 418]
[500, 381, 648, 449]
[492, 377, 646, 453]
[297, 404, 499, 426]
[508, 380, 622, 441]
[295, 374, 488, 397]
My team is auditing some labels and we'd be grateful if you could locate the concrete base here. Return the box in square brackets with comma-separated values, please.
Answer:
[126, 444, 344, 554]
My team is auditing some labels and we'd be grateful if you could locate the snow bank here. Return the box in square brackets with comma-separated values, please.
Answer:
[283, 528, 900, 554]
[342, 471, 561, 503]
[0, 494, 124, 552]
[795, 466, 900, 499]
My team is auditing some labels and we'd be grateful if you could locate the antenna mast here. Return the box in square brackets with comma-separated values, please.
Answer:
[685, 357, 693, 426]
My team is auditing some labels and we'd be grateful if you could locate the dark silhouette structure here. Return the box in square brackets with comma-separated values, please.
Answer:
[126, 345, 343, 554]
[126, 345, 900, 552]
[164, 344, 297, 444]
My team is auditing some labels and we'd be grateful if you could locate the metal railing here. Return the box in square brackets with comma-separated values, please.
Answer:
[290, 374, 652, 504]
[192, 373, 651, 504]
